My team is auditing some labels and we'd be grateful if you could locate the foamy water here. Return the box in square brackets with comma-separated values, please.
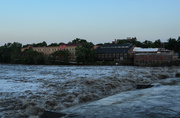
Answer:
[0, 64, 179, 117]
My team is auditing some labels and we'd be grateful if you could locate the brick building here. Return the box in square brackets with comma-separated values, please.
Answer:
[133, 47, 178, 66]
[96, 43, 134, 62]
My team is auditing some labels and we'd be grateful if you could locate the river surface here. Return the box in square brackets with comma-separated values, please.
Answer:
[0, 64, 179, 117]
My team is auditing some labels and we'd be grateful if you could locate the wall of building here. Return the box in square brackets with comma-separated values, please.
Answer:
[97, 53, 128, 61]
[21, 44, 80, 62]
[65, 45, 77, 61]
[97, 44, 134, 62]
[134, 53, 173, 66]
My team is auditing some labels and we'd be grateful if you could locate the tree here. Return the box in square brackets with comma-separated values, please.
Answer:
[76, 42, 97, 64]
[142, 40, 153, 48]
[117, 40, 130, 44]
[59, 42, 65, 45]
[20, 48, 35, 64]
[153, 39, 162, 48]
[48, 43, 59, 47]
[177, 37, 180, 57]
[50, 50, 70, 64]
[0, 46, 6, 63]
[0, 42, 22, 63]
[69, 38, 87, 44]
[134, 40, 143, 47]
[165, 38, 177, 51]
[96, 43, 103, 46]
[36, 41, 47, 47]
[20, 47, 49, 65]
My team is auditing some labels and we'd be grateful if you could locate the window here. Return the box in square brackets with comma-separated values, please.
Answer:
[113, 53, 116, 58]
[124, 53, 127, 58]
[157, 55, 159, 60]
[116, 53, 119, 58]
[109, 54, 112, 58]
[105, 54, 108, 58]
[141, 55, 144, 60]
[149, 55, 151, 60]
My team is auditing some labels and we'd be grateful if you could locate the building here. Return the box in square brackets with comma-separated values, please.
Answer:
[21, 43, 80, 62]
[96, 43, 134, 62]
[21, 45, 60, 55]
[133, 47, 178, 66]
[132, 47, 159, 53]
[60, 43, 81, 61]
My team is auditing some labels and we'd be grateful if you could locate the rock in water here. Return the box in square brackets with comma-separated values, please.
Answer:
[136, 84, 154, 89]
[175, 73, 180, 77]
[40, 110, 66, 118]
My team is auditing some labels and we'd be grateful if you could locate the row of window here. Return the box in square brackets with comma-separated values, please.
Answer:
[98, 53, 127, 58]
[135, 55, 171, 60]
[33, 47, 76, 52]
[66, 48, 75, 51]
[34, 48, 60, 52]
[135, 60, 171, 64]
[100, 46, 129, 49]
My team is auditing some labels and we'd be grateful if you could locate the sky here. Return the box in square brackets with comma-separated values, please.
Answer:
[0, 0, 180, 46]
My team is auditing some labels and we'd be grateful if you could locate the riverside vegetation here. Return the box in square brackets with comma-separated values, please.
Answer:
[0, 37, 180, 65]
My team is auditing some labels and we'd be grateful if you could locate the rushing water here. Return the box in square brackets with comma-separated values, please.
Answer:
[0, 64, 179, 117]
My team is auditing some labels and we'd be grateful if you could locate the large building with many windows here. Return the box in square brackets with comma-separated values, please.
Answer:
[96, 43, 134, 62]
[21, 43, 80, 62]
[132, 47, 178, 66]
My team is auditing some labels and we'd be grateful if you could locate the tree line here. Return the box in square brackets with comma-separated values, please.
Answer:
[114, 37, 180, 53]
[0, 38, 97, 65]
[0, 37, 180, 65]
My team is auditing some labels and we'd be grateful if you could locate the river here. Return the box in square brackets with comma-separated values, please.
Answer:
[0, 64, 179, 117]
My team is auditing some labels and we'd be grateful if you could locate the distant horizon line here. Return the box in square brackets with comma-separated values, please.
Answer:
[1, 36, 180, 47]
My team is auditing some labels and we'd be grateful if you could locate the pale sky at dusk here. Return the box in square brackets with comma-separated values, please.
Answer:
[0, 0, 180, 46]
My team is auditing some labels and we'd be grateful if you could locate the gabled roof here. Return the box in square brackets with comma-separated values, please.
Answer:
[97, 43, 133, 53]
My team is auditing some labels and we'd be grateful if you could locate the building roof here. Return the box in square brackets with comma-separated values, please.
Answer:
[133, 47, 159, 52]
[97, 43, 133, 53]
[135, 53, 172, 55]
